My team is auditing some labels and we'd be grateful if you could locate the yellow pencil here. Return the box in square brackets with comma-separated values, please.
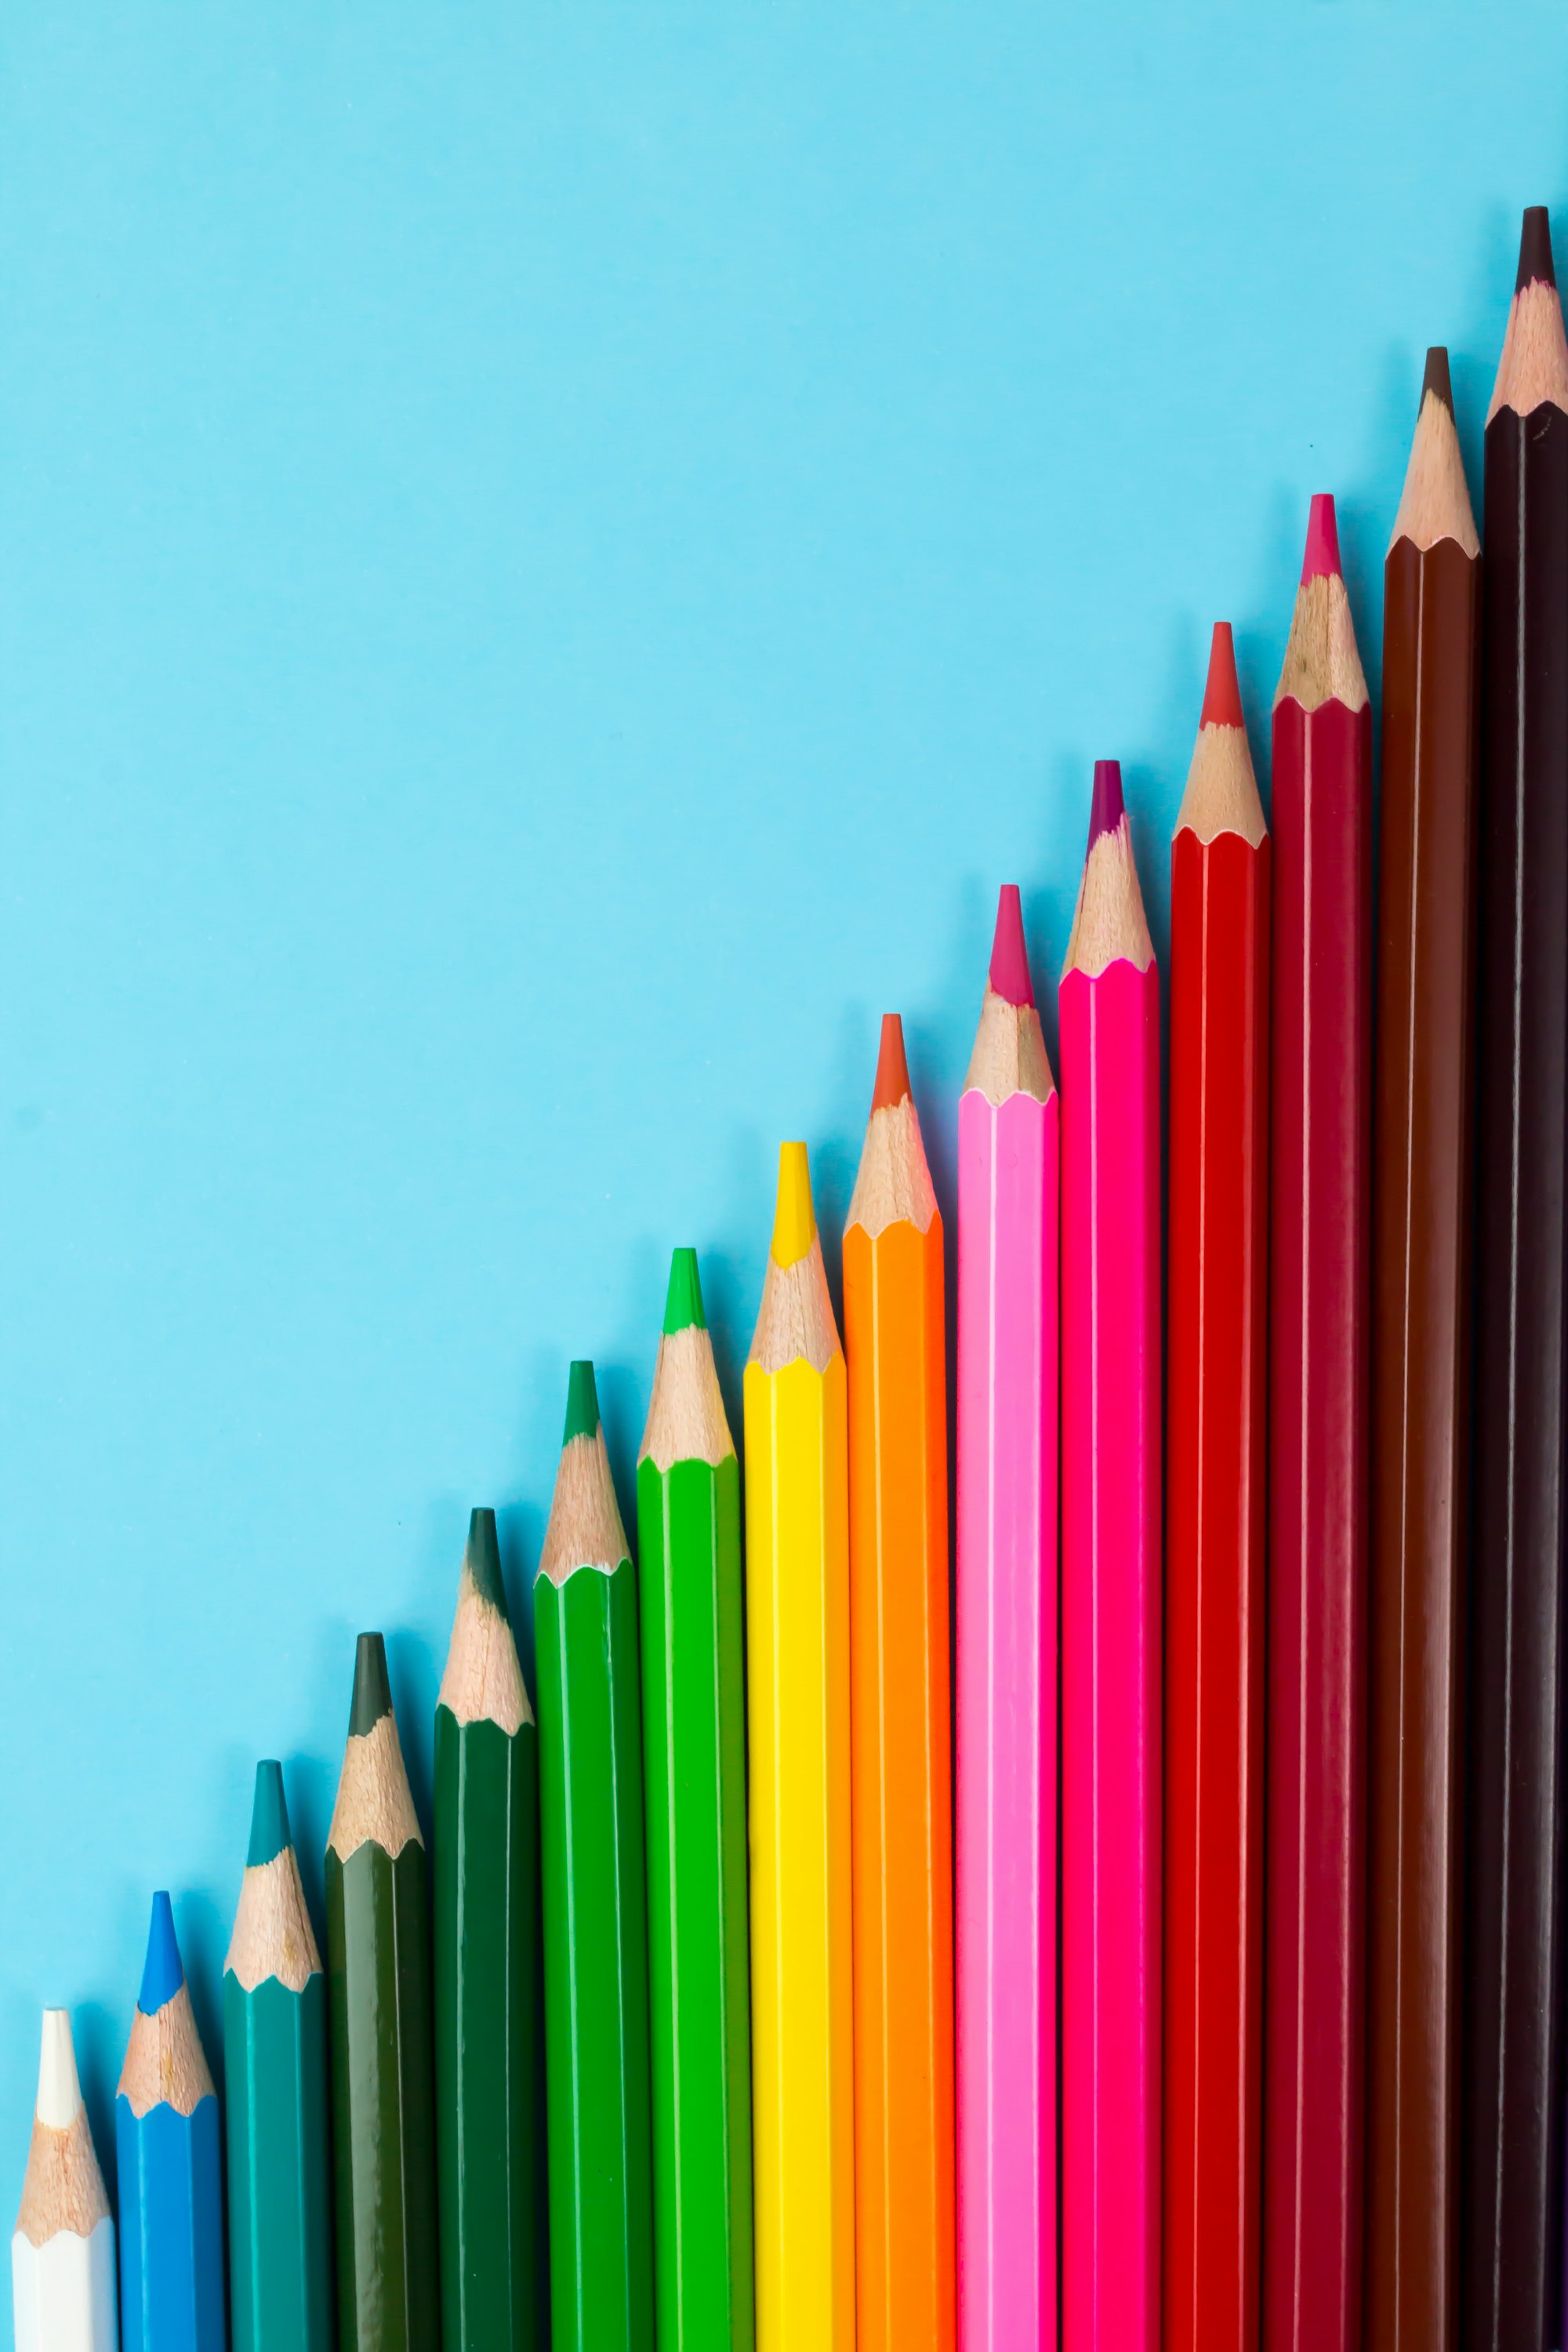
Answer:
[745, 1141, 855, 2352]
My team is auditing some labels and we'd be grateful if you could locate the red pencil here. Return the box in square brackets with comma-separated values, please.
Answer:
[1165, 622, 1269, 2352]
[1262, 495, 1373, 2352]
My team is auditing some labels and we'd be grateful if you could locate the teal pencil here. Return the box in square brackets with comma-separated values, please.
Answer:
[223, 1762, 334, 2352]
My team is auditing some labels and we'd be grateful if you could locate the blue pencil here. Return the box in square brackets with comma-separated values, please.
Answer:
[116, 1892, 227, 2352]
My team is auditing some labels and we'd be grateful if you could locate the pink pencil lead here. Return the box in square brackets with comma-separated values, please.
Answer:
[1301, 493, 1343, 585]
[988, 884, 1035, 1009]
[1087, 760, 1125, 853]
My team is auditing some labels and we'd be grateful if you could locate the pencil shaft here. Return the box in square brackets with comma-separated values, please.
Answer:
[116, 2096, 227, 2352]
[1165, 827, 1269, 2352]
[11, 2221, 118, 2352]
[326, 1841, 441, 2352]
[1465, 393, 1568, 2352]
[1061, 956, 1161, 2352]
[955, 1084, 1058, 2352]
[637, 1449, 754, 2352]
[1264, 691, 1373, 2352]
[1367, 528, 1479, 2352]
[223, 1972, 334, 2352]
[434, 1708, 548, 2352]
[535, 1559, 655, 2352]
[745, 1350, 855, 2352]
[845, 1209, 955, 2352]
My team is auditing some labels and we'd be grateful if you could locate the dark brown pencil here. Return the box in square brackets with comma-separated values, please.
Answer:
[1464, 206, 1568, 2352]
[1365, 347, 1479, 2352]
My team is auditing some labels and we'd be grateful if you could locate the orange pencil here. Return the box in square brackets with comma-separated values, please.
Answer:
[844, 1014, 956, 2352]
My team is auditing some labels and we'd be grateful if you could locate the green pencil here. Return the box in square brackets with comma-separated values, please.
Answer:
[535, 1360, 655, 2352]
[434, 1508, 548, 2352]
[637, 1251, 755, 2352]
[326, 1632, 440, 2352]
[223, 1760, 335, 2352]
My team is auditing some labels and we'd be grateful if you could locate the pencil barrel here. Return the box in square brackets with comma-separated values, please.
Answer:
[326, 1840, 440, 2352]
[223, 1972, 334, 2352]
[434, 1708, 548, 2352]
[115, 2095, 227, 2352]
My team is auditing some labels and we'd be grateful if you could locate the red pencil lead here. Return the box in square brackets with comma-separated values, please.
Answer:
[988, 884, 1035, 1009]
[871, 1013, 911, 1112]
[1200, 623, 1244, 729]
[1301, 493, 1343, 585]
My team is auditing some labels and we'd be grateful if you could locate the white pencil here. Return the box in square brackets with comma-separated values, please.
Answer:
[12, 2009, 118, 2352]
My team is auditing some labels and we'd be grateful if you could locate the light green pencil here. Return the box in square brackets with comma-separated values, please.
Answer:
[223, 1760, 335, 2352]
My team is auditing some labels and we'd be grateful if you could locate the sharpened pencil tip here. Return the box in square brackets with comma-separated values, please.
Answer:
[987, 884, 1034, 1007]
[563, 1359, 601, 1446]
[463, 1507, 509, 1619]
[871, 1014, 911, 1112]
[1200, 623, 1244, 728]
[1088, 760, 1125, 851]
[1421, 346, 1454, 416]
[662, 1247, 706, 1336]
[1519, 206, 1556, 293]
[1301, 493, 1342, 583]
[247, 1760, 291, 1868]
[138, 1891, 184, 2016]
[36, 2011, 82, 2131]
[771, 1142, 816, 1269]
[349, 1632, 394, 1737]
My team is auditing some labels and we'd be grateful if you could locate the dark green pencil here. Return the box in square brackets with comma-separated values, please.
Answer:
[434, 1509, 547, 2352]
[326, 1632, 440, 2352]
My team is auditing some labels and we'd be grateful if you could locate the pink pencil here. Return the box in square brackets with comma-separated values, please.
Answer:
[956, 884, 1059, 2352]
[1061, 761, 1162, 2352]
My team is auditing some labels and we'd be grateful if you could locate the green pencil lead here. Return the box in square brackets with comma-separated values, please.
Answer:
[464, 1507, 510, 1621]
[349, 1631, 394, 1737]
[563, 1359, 601, 1446]
[247, 1759, 292, 1867]
[662, 1248, 707, 1336]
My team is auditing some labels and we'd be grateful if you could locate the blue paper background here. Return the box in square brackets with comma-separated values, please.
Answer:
[1, 0, 1561, 2292]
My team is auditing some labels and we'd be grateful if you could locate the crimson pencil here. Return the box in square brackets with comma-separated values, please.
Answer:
[1262, 495, 1372, 2352]
[1165, 623, 1269, 2352]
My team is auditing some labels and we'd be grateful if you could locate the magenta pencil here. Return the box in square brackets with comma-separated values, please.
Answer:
[1061, 760, 1162, 2352]
[955, 883, 1059, 2352]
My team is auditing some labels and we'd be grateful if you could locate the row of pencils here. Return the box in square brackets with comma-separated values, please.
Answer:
[10, 198, 1568, 2352]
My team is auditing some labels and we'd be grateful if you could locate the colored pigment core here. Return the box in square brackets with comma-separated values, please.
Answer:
[1201, 622, 1244, 728]
[872, 1013, 911, 1112]
[1518, 205, 1555, 293]
[349, 1631, 394, 1737]
[247, 1759, 291, 1869]
[988, 884, 1034, 1008]
[1421, 345, 1454, 415]
[139, 1890, 184, 2015]
[1088, 758, 1126, 849]
[1301, 492, 1342, 583]
[771, 1142, 816, 1268]
[564, 1359, 601, 1446]
[464, 1507, 508, 1616]
[662, 1247, 706, 1336]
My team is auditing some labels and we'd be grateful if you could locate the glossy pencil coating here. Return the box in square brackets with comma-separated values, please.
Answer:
[13, 2009, 118, 2352]
[1464, 208, 1568, 2352]
[1061, 765, 1162, 2352]
[535, 1363, 655, 2352]
[1367, 353, 1479, 2352]
[745, 1145, 855, 2352]
[637, 1253, 755, 2352]
[1264, 496, 1373, 2352]
[845, 1017, 956, 2352]
[326, 1634, 440, 2352]
[955, 887, 1058, 2352]
[224, 1762, 334, 2352]
[1165, 627, 1269, 2352]
[434, 1510, 548, 2352]
[117, 1893, 227, 2352]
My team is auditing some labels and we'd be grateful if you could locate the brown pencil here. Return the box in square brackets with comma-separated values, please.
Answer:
[1365, 347, 1479, 2352]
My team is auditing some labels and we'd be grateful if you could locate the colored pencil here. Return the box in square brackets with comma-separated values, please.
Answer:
[1165, 624, 1269, 2352]
[1464, 205, 1568, 2352]
[845, 1014, 955, 2352]
[325, 1633, 440, 2352]
[955, 884, 1058, 2352]
[12, 2010, 117, 2352]
[745, 1143, 855, 2352]
[637, 1250, 754, 2352]
[434, 1509, 548, 2352]
[1263, 493, 1373, 2352]
[1060, 760, 1161, 2352]
[535, 1360, 655, 2352]
[1366, 350, 1479, 2352]
[116, 1893, 227, 2352]
[224, 1762, 334, 2352]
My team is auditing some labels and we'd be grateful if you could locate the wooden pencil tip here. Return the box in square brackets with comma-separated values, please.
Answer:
[138, 1891, 183, 2016]
[1301, 493, 1342, 583]
[1421, 345, 1454, 416]
[1200, 622, 1243, 728]
[662, 1247, 706, 1335]
[1087, 758, 1125, 851]
[871, 1013, 910, 1112]
[348, 1631, 394, 1737]
[771, 1142, 816, 1269]
[987, 884, 1034, 1008]
[247, 1760, 291, 1868]
[563, 1359, 601, 1446]
[1519, 205, 1555, 293]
